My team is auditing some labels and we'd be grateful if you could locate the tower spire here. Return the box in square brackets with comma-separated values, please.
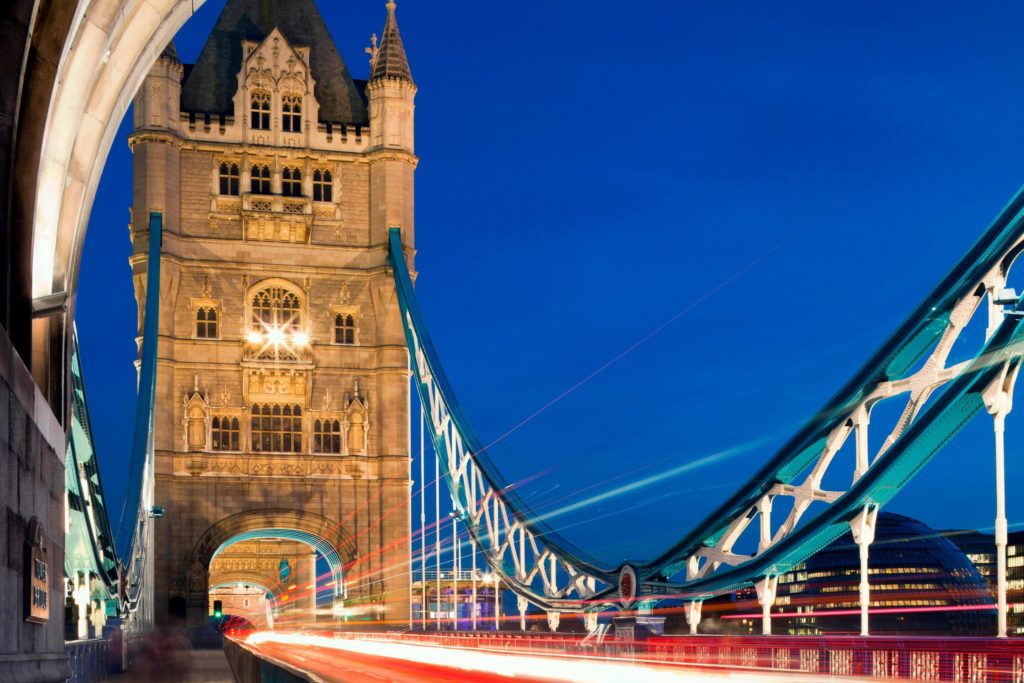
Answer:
[370, 0, 412, 82]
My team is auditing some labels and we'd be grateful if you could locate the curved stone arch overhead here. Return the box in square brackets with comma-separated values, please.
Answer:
[192, 507, 357, 572]
[30, 0, 205, 303]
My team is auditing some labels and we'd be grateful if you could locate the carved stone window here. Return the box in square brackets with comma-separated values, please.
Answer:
[282, 167, 302, 197]
[251, 165, 271, 194]
[219, 163, 240, 196]
[251, 285, 301, 332]
[313, 170, 332, 202]
[282, 94, 302, 133]
[211, 415, 240, 451]
[313, 418, 342, 454]
[251, 403, 302, 453]
[251, 91, 271, 130]
[196, 306, 219, 339]
[334, 313, 355, 345]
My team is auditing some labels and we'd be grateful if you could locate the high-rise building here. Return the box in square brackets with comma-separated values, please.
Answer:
[129, 0, 416, 629]
[944, 528, 1024, 636]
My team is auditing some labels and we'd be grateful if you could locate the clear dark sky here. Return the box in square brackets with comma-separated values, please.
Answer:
[78, 0, 1024, 568]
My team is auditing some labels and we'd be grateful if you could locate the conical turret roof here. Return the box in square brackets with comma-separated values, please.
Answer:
[370, 1, 412, 83]
[180, 0, 368, 124]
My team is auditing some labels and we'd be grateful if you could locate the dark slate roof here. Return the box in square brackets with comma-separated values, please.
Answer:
[370, 1, 412, 83]
[180, 0, 368, 125]
[160, 40, 179, 62]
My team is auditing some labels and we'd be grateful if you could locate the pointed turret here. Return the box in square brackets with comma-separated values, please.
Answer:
[370, 1, 413, 83]
[366, 0, 417, 249]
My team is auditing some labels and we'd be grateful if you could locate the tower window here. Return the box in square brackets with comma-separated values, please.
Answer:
[251, 403, 302, 453]
[251, 91, 271, 130]
[313, 170, 332, 202]
[313, 418, 343, 454]
[251, 165, 271, 194]
[282, 167, 302, 197]
[282, 95, 302, 133]
[211, 416, 240, 451]
[334, 313, 355, 345]
[252, 285, 301, 332]
[219, 163, 239, 196]
[196, 306, 219, 338]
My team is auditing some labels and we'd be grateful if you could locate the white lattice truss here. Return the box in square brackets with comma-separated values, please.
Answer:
[676, 235, 1024, 590]
[407, 315, 607, 611]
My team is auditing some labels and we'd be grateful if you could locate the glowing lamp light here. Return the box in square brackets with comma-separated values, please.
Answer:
[267, 327, 286, 344]
[292, 331, 309, 346]
[246, 331, 263, 344]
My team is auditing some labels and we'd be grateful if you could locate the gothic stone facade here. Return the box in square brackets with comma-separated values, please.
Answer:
[129, 2, 416, 627]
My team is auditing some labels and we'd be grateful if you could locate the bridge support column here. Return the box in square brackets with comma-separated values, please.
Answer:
[684, 600, 703, 635]
[584, 612, 599, 634]
[517, 596, 528, 632]
[850, 504, 878, 636]
[546, 611, 560, 632]
[984, 365, 1019, 639]
[755, 576, 778, 636]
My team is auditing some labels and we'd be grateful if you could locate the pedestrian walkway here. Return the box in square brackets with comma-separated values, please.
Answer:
[108, 648, 234, 683]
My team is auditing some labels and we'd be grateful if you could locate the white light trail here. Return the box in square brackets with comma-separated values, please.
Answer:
[247, 632, 808, 682]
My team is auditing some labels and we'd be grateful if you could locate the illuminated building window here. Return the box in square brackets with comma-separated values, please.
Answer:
[282, 95, 302, 132]
[195, 306, 219, 338]
[251, 165, 271, 194]
[282, 167, 302, 197]
[211, 416, 240, 451]
[252, 285, 302, 332]
[334, 313, 355, 344]
[251, 91, 271, 130]
[251, 403, 302, 453]
[313, 169, 332, 202]
[314, 419, 343, 454]
[219, 162, 240, 196]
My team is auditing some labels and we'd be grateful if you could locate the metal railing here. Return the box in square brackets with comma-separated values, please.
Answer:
[65, 638, 109, 683]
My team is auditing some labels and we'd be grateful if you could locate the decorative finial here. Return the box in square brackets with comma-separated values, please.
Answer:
[202, 274, 211, 298]
[365, 33, 379, 69]
[387, 1, 397, 12]
[353, 378, 361, 400]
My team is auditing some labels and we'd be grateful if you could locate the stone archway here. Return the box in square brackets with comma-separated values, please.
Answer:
[181, 508, 355, 628]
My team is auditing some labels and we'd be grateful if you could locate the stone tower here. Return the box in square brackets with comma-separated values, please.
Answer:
[128, 0, 415, 629]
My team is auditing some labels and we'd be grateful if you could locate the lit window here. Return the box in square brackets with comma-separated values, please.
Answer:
[251, 165, 271, 194]
[251, 404, 302, 453]
[211, 416, 240, 451]
[196, 306, 219, 338]
[282, 95, 302, 133]
[252, 285, 301, 331]
[219, 163, 240, 196]
[313, 170, 333, 202]
[314, 419, 343, 454]
[282, 167, 302, 197]
[334, 313, 355, 344]
[251, 91, 271, 130]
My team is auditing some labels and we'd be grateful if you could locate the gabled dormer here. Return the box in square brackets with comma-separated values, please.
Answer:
[234, 28, 318, 146]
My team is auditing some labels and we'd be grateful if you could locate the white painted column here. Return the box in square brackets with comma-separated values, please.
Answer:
[471, 550, 478, 631]
[517, 596, 528, 632]
[755, 576, 778, 636]
[494, 575, 500, 630]
[452, 512, 458, 631]
[984, 365, 1019, 638]
[584, 611, 599, 634]
[420, 407, 426, 630]
[684, 600, 703, 635]
[435, 451, 441, 631]
[850, 505, 878, 636]
[547, 611, 560, 632]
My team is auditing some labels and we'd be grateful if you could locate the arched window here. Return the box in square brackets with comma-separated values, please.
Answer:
[334, 313, 355, 344]
[211, 416, 240, 451]
[313, 418, 342, 454]
[219, 163, 239, 196]
[282, 94, 302, 133]
[313, 170, 332, 202]
[251, 165, 271, 194]
[196, 306, 219, 338]
[250, 90, 271, 130]
[251, 403, 302, 453]
[251, 284, 302, 331]
[282, 167, 302, 197]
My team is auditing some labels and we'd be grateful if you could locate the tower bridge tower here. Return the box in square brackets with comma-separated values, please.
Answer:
[128, 0, 415, 629]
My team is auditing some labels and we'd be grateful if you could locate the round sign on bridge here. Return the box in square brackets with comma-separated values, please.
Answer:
[618, 565, 637, 608]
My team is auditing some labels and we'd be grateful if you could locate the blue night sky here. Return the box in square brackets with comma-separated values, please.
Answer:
[78, 0, 1024, 570]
